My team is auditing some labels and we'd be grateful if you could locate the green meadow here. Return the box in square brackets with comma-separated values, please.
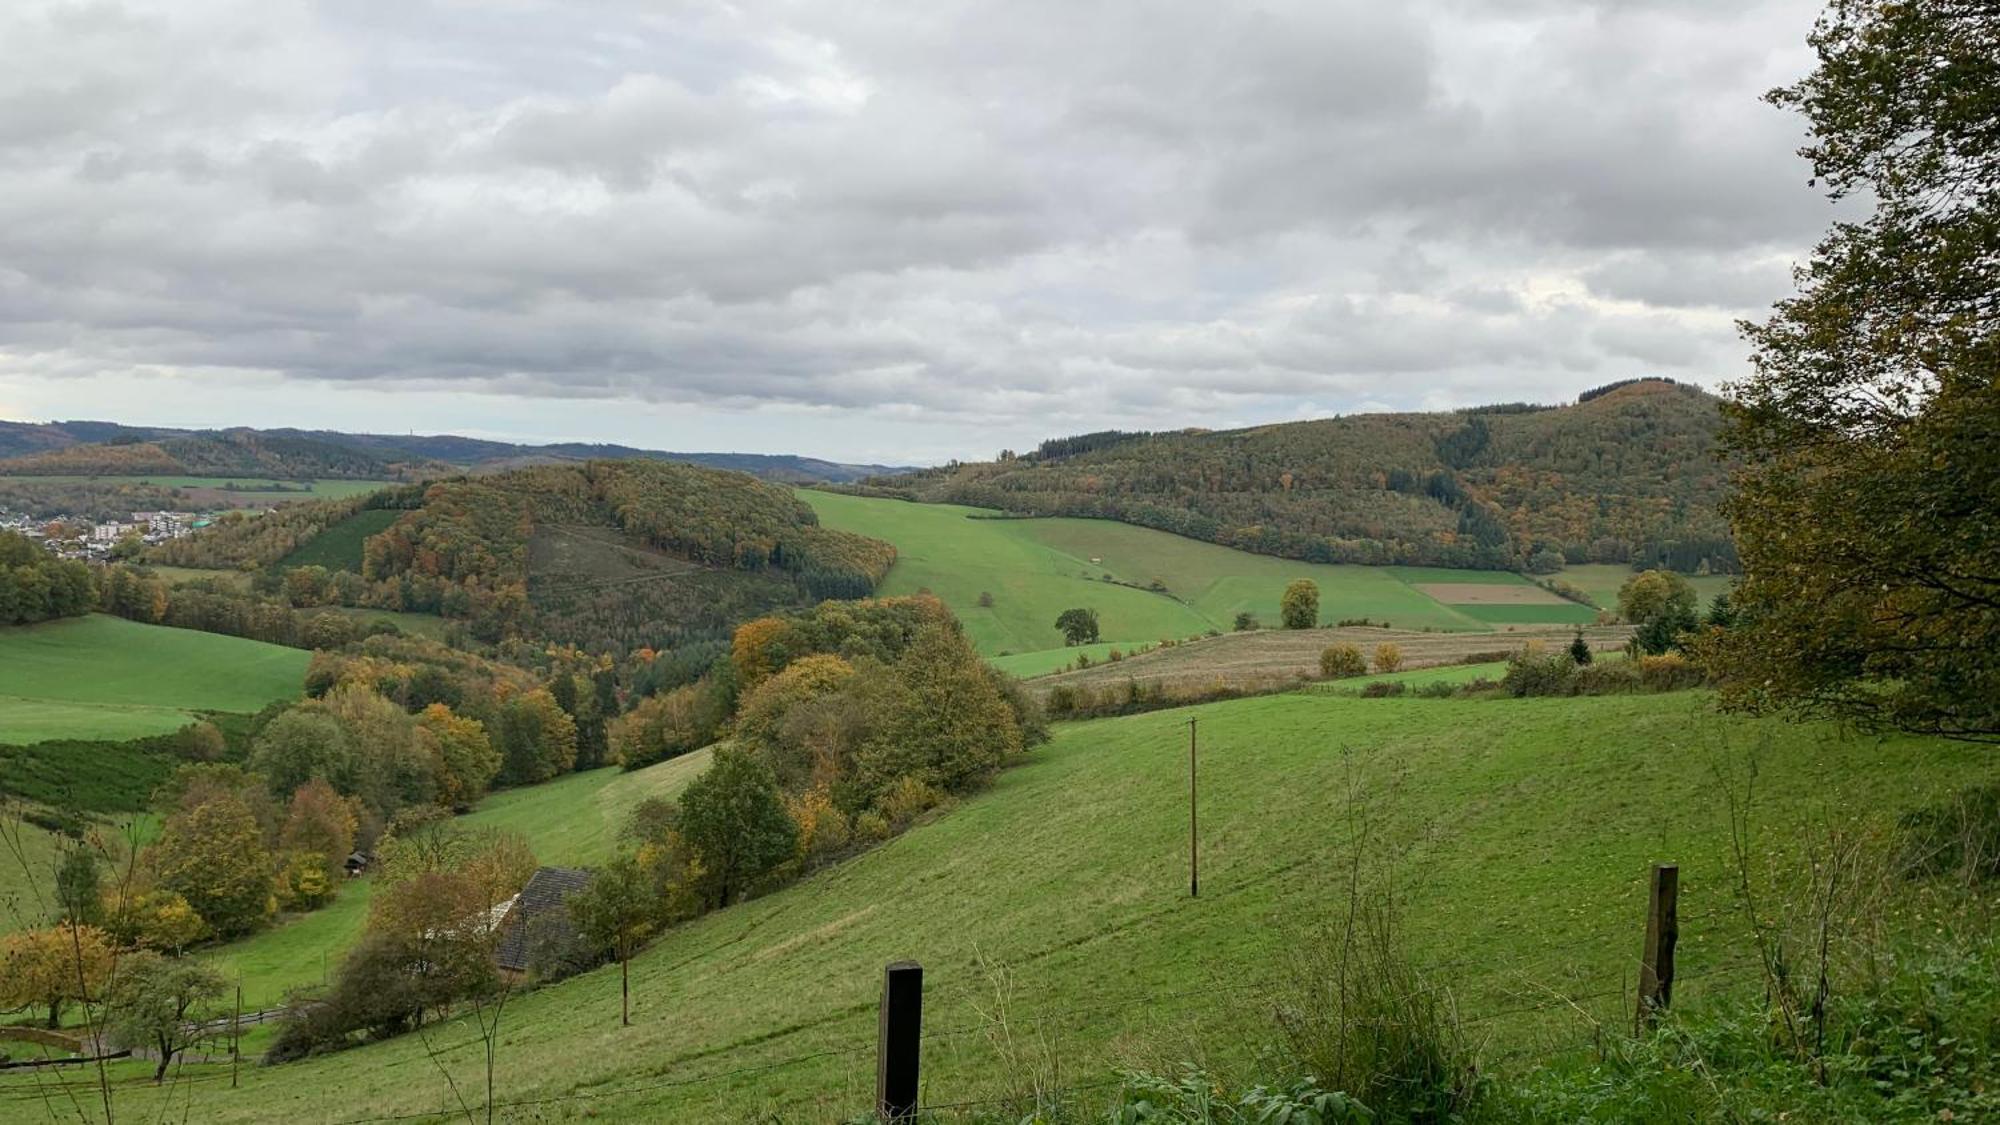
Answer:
[1559, 563, 1736, 612]
[50, 688, 1990, 1123]
[800, 493, 1496, 662]
[0, 616, 308, 743]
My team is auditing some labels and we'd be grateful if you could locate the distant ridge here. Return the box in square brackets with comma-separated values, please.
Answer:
[839, 379, 1736, 574]
[0, 420, 910, 484]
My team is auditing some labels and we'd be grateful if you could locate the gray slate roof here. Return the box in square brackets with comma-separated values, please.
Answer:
[494, 865, 592, 972]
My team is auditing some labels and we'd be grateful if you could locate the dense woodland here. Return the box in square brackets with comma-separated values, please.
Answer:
[851, 380, 1735, 574]
[0, 429, 438, 480]
[0, 531, 94, 625]
[135, 460, 896, 653]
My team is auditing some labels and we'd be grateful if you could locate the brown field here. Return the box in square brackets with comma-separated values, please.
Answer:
[1029, 624, 1633, 697]
[1412, 582, 1569, 605]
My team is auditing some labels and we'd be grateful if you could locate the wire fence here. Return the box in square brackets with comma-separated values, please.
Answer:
[0, 899, 1771, 1122]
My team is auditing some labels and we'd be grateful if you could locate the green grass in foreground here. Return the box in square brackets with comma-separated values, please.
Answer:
[202, 750, 716, 1011]
[279, 508, 402, 572]
[62, 690, 1993, 1123]
[0, 616, 308, 742]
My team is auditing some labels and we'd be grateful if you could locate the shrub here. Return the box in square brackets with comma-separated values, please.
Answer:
[1371, 642, 1402, 673]
[1572, 661, 1641, 695]
[1501, 650, 1578, 697]
[976, 591, 994, 608]
[1234, 611, 1258, 631]
[1414, 681, 1461, 699]
[1046, 685, 1078, 716]
[1319, 644, 1366, 679]
[876, 776, 944, 831]
[1569, 631, 1594, 665]
[1634, 652, 1704, 691]
[1359, 681, 1406, 698]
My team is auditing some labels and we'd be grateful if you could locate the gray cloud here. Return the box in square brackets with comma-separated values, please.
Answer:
[0, 0, 1833, 458]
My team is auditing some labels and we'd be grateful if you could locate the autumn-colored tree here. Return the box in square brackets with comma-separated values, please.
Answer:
[567, 853, 657, 1026]
[855, 624, 1023, 799]
[150, 791, 274, 938]
[1618, 570, 1698, 655]
[1715, 0, 2000, 741]
[1281, 580, 1319, 629]
[733, 654, 857, 787]
[730, 616, 792, 692]
[0, 924, 114, 1028]
[496, 688, 579, 786]
[609, 681, 729, 771]
[122, 891, 208, 955]
[104, 951, 230, 1082]
[280, 778, 359, 884]
[1320, 644, 1366, 679]
[1371, 643, 1402, 674]
[415, 703, 499, 809]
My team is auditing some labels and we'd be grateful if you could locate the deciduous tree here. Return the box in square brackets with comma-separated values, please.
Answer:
[675, 748, 797, 908]
[1281, 580, 1319, 629]
[567, 853, 657, 1026]
[105, 951, 229, 1082]
[1055, 607, 1100, 646]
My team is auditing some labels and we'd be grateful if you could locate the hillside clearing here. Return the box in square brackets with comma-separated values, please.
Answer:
[40, 689, 1987, 1123]
[278, 508, 403, 571]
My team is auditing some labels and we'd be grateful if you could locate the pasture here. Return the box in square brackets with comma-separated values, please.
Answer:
[1559, 562, 1736, 612]
[50, 688, 1991, 1123]
[0, 616, 308, 743]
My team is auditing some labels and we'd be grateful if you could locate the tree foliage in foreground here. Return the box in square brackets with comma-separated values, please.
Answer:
[1715, 0, 2000, 741]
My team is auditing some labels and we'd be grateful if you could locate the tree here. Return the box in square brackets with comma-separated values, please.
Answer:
[1526, 548, 1566, 575]
[1617, 570, 1698, 654]
[415, 704, 499, 809]
[1320, 644, 1366, 679]
[1569, 631, 1594, 666]
[150, 791, 274, 938]
[675, 748, 798, 908]
[281, 778, 359, 885]
[0, 924, 114, 1028]
[105, 951, 229, 1082]
[55, 846, 103, 926]
[496, 689, 579, 786]
[1371, 643, 1402, 674]
[250, 709, 360, 800]
[1233, 611, 1258, 632]
[1281, 580, 1319, 629]
[856, 623, 1024, 798]
[610, 680, 728, 771]
[1055, 608, 1100, 646]
[1715, 0, 2000, 740]
[567, 853, 656, 1027]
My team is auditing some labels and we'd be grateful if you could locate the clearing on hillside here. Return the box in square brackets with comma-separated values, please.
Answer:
[278, 507, 403, 571]
[0, 615, 308, 743]
[63, 689, 1992, 1122]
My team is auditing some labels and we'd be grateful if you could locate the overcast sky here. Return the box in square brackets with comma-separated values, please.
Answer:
[0, 0, 1837, 464]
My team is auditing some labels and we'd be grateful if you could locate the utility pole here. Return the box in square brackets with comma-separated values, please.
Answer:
[1188, 716, 1199, 898]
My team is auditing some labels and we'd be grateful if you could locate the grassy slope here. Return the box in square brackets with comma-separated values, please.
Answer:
[799, 493, 1214, 654]
[0, 616, 308, 742]
[279, 508, 402, 571]
[67, 691, 1992, 1123]
[204, 751, 715, 1010]
[800, 493, 1494, 660]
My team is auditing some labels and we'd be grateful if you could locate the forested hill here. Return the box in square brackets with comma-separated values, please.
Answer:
[0, 420, 907, 483]
[845, 379, 1736, 574]
[153, 460, 897, 653]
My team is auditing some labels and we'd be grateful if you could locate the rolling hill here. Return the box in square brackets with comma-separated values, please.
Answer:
[846, 379, 1735, 576]
[37, 686, 1989, 1122]
[0, 419, 908, 483]
[799, 490, 1613, 662]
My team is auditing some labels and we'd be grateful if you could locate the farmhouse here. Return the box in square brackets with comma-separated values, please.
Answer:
[493, 865, 593, 976]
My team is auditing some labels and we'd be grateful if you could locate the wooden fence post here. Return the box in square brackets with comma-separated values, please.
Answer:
[877, 961, 923, 1121]
[1635, 863, 1679, 1033]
